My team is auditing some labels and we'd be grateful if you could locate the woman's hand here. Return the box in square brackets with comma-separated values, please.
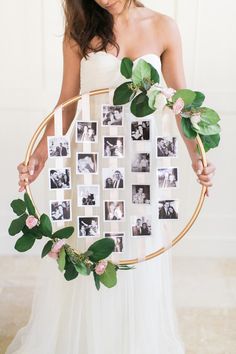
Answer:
[17, 154, 46, 192]
[192, 158, 216, 197]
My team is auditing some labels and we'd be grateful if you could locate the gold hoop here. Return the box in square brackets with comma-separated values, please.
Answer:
[25, 88, 207, 265]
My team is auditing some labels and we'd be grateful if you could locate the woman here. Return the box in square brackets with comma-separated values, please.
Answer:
[11, 1, 216, 353]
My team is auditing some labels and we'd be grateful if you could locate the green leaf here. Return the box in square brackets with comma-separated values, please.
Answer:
[113, 82, 134, 105]
[132, 59, 151, 86]
[93, 271, 101, 291]
[24, 193, 36, 216]
[10, 199, 26, 216]
[52, 227, 74, 240]
[199, 134, 220, 152]
[200, 107, 220, 125]
[74, 261, 91, 276]
[14, 234, 36, 252]
[196, 122, 221, 136]
[150, 66, 160, 84]
[99, 262, 117, 288]
[82, 250, 93, 258]
[88, 238, 115, 262]
[64, 257, 78, 281]
[41, 240, 53, 258]
[181, 117, 197, 139]
[131, 92, 155, 117]
[57, 247, 66, 272]
[39, 214, 52, 237]
[192, 91, 205, 108]
[121, 57, 133, 79]
[148, 89, 159, 110]
[173, 89, 196, 107]
[9, 214, 27, 236]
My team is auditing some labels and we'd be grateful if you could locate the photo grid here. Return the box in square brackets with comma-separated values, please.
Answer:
[47, 102, 181, 244]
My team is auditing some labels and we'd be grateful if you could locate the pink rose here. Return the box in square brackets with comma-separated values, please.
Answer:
[48, 239, 65, 260]
[161, 87, 176, 99]
[95, 260, 108, 275]
[173, 97, 185, 115]
[26, 215, 38, 229]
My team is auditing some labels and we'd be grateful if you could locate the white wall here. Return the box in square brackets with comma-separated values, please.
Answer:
[0, 0, 235, 256]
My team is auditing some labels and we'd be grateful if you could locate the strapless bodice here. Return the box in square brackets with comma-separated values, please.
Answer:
[80, 52, 162, 94]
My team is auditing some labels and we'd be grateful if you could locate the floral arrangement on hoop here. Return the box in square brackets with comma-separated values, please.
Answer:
[113, 58, 221, 152]
[8, 193, 133, 290]
[9, 58, 221, 290]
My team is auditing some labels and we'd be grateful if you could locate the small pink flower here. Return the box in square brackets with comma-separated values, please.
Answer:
[161, 87, 176, 99]
[95, 260, 108, 275]
[173, 97, 185, 115]
[26, 215, 38, 229]
[48, 251, 59, 260]
[48, 239, 65, 260]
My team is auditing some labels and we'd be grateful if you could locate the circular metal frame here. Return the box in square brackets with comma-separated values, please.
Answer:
[25, 88, 207, 265]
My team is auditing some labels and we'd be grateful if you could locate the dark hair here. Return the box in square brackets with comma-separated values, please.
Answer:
[62, 0, 144, 58]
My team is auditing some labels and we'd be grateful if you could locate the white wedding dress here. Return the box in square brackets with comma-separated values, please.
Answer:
[6, 52, 185, 354]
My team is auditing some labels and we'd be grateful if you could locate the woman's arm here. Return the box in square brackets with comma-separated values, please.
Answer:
[159, 15, 215, 196]
[18, 36, 82, 191]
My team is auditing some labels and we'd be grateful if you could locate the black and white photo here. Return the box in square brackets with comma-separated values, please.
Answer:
[131, 216, 151, 236]
[76, 153, 98, 174]
[50, 200, 71, 222]
[131, 153, 150, 172]
[47, 136, 71, 158]
[132, 185, 150, 204]
[76, 121, 98, 142]
[105, 233, 124, 253]
[77, 216, 99, 237]
[77, 185, 100, 206]
[103, 137, 124, 157]
[158, 200, 179, 219]
[131, 120, 150, 140]
[49, 168, 71, 190]
[104, 201, 125, 221]
[102, 168, 125, 189]
[101, 104, 124, 126]
[157, 137, 177, 157]
[157, 167, 178, 189]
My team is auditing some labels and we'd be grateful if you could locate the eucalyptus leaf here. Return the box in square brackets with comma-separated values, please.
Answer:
[148, 89, 159, 110]
[200, 107, 220, 125]
[93, 271, 101, 291]
[131, 92, 155, 117]
[120, 57, 133, 79]
[196, 122, 221, 136]
[64, 258, 78, 281]
[15, 234, 36, 252]
[192, 91, 205, 108]
[10, 199, 26, 216]
[150, 66, 160, 84]
[9, 214, 27, 236]
[24, 193, 36, 216]
[57, 247, 66, 272]
[52, 227, 74, 239]
[132, 59, 151, 86]
[39, 214, 52, 237]
[88, 238, 115, 262]
[181, 117, 197, 139]
[74, 261, 90, 276]
[199, 134, 220, 152]
[113, 82, 134, 105]
[99, 262, 117, 288]
[41, 240, 53, 258]
[173, 89, 196, 107]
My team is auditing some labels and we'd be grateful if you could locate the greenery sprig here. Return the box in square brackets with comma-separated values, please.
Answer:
[8, 193, 134, 290]
[113, 58, 221, 152]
